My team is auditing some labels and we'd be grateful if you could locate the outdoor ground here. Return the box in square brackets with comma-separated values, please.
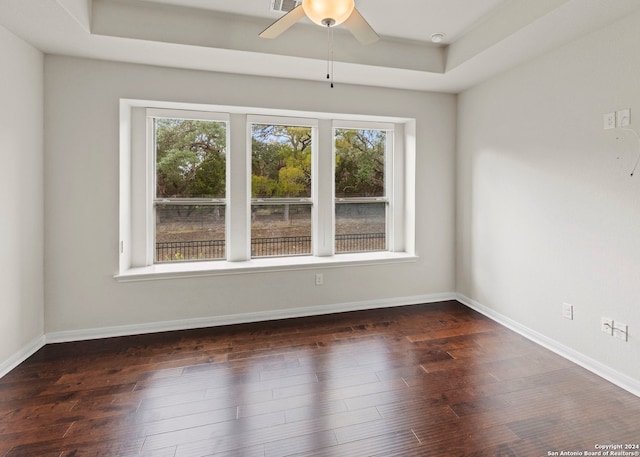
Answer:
[155, 206, 385, 261]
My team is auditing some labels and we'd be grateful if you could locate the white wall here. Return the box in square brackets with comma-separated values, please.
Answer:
[0, 26, 44, 371]
[44, 56, 456, 334]
[457, 10, 640, 382]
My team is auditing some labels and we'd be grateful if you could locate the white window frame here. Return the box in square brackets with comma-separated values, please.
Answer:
[116, 99, 416, 282]
[332, 120, 395, 254]
[147, 108, 230, 264]
[247, 115, 317, 258]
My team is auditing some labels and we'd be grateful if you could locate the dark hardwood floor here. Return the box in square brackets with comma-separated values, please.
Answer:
[1, 300, 639, 456]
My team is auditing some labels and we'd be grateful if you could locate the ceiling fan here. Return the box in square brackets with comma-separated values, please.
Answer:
[259, 0, 380, 45]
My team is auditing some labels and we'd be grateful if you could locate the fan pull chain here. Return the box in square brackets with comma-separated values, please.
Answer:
[326, 23, 334, 88]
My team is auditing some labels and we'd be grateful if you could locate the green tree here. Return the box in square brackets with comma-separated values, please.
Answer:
[335, 129, 385, 198]
[278, 165, 306, 197]
[251, 124, 312, 198]
[251, 175, 278, 197]
[156, 118, 226, 198]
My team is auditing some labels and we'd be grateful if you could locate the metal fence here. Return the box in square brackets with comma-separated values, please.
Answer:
[336, 232, 385, 253]
[156, 239, 226, 262]
[251, 235, 311, 257]
[155, 233, 385, 262]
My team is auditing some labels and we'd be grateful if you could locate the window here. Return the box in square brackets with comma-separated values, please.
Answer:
[150, 111, 228, 263]
[335, 127, 390, 253]
[117, 100, 415, 280]
[250, 121, 313, 258]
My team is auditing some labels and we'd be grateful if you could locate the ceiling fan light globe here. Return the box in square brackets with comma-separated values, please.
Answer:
[302, 0, 355, 27]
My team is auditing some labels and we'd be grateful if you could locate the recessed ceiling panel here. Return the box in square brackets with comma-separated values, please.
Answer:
[3, 0, 640, 93]
[114, 0, 510, 43]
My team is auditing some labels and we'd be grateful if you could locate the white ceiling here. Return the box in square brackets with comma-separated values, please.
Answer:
[1, 0, 640, 92]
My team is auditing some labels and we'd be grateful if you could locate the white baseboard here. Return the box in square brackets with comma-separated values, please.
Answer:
[45, 292, 457, 344]
[0, 335, 46, 379]
[1, 293, 455, 379]
[456, 293, 640, 398]
[12, 292, 637, 399]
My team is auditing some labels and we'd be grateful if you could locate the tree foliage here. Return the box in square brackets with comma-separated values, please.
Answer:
[335, 129, 385, 198]
[155, 121, 385, 200]
[156, 118, 226, 198]
[251, 124, 312, 198]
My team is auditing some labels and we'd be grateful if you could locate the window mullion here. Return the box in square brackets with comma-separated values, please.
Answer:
[314, 119, 334, 257]
[227, 113, 250, 261]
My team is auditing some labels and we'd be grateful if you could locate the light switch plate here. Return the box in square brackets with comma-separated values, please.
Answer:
[617, 109, 630, 127]
[614, 322, 628, 341]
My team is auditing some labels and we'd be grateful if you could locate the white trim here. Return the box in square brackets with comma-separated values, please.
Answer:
[391, 123, 405, 252]
[121, 99, 412, 124]
[402, 120, 416, 255]
[118, 101, 133, 273]
[5, 294, 639, 399]
[228, 113, 250, 261]
[147, 110, 230, 266]
[145, 114, 155, 266]
[115, 252, 417, 282]
[0, 335, 46, 379]
[456, 294, 640, 398]
[121, 98, 416, 276]
[247, 114, 318, 128]
[315, 119, 334, 256]
[332, 120, 395, 131]
[384, 128, 394, 252]
[45, 293, 456, 344]
[147, 108, 230, 122]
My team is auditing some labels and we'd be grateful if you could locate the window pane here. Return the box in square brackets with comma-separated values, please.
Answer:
[155, 204, 226, 262]
[156, 118, 226, 199]
[251, 123, 313, 258]
[154, 117, 227, 264]
[335, 202, 386, 253]
[251, 205, 311, 257]
[335, 128, 387, 253]
[335, 129, 385, 198]
[251, 124, 312, 199]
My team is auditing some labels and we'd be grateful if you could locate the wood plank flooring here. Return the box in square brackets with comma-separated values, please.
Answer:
[1, 300, 639, 456]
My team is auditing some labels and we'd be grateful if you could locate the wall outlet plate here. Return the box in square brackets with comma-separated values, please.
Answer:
[604, 112, 616, 130]
[616, 109, 630, 127]
[601, 317, 614, 335]
[562, 303, 573, 320]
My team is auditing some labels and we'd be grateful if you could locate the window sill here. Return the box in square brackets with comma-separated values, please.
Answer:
[114, 252, 418, 282]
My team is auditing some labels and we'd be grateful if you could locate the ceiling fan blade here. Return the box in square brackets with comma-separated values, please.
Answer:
[259, 5, 306, 39]
[343, 7, 379, 45]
